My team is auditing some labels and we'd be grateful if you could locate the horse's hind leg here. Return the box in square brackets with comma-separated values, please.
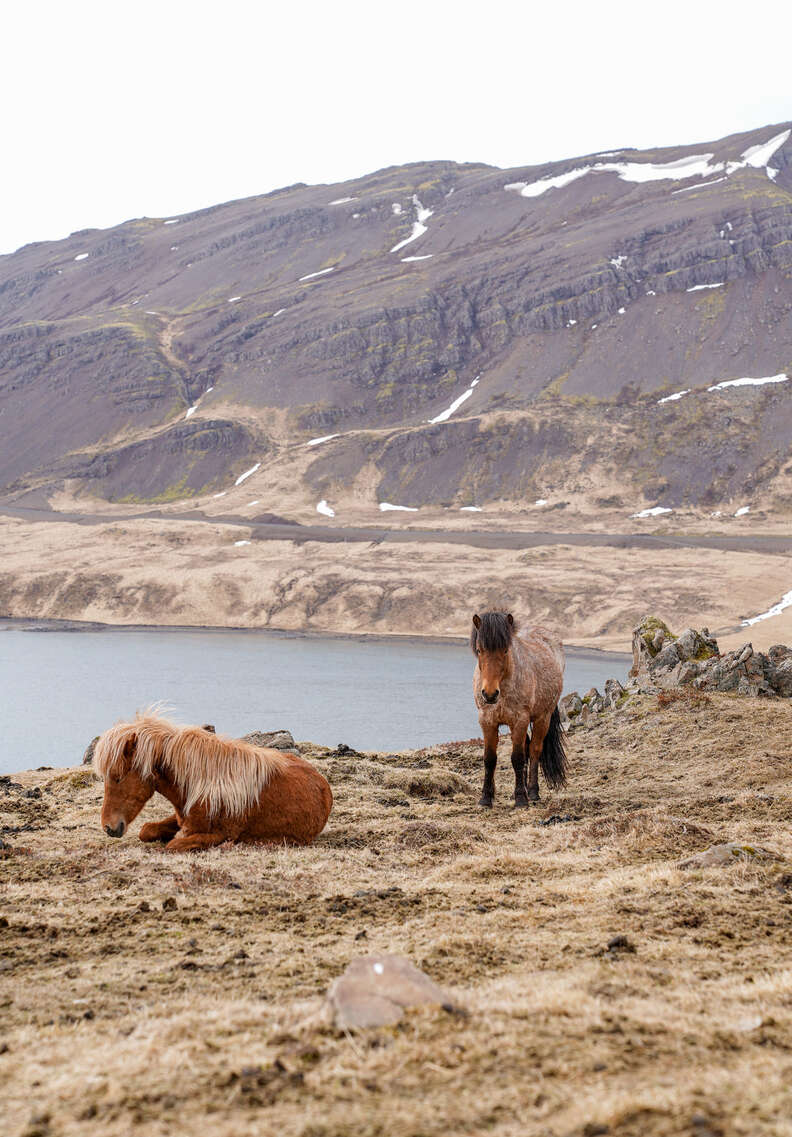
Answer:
[527, 714, 551, 802]
[510, 724, 530, 808]
[478, 722, 499, 808]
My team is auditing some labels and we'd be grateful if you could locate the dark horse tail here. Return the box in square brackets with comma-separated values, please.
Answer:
[540, 706, 568, 789]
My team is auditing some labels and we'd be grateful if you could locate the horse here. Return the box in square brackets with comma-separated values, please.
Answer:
[470, 611, 568, 807]
[93, 711, 332, 852]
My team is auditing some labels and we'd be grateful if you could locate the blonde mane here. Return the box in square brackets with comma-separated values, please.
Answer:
[93, 711, 291, 817]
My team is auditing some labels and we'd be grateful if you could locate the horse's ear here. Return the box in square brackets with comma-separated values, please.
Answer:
[472, 614, 481, 629]
[507, 613, 514, 627]
[123, 733, 137, 758]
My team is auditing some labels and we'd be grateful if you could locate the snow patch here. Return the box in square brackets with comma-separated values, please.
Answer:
[460, 506, 482, 512]
[740, 129, 791, 170]
[534, 499, 548, 506]
[632, 506, 673, 518]
[74, 253, 89, 261]
[379, 502, 418, 512]
[708, 374, 789, 392]
[329, 197, 356, 205]
[306, 433, 339, 447]
[299, 267, 335, 282]
[742, 589, 792, 626]
[503, 132, 791, 201]
[671, 177, 727, 194]
[609, 256, 627, 268]
[402, 254, 433, 262]
[235, 463, 260, 486]
[228, 296, 241, 303]
[213, 492, 226, 498]
[391, 195, 433, 253]
[428, 374, 481, 424]
[248, 500, 259, 506]
[185, 405, 197, 419]
[657, 389, 691, 404]
[734, 506, 750, 517]
[234, 540, 251, 547]
[391, 203, 402, 215]
[687, 282, 724, 292]
[316, 500, 335, 517]
[271, 308, 286, 317]
[164, 219, 179, 225]
[617, 307, 625, 314]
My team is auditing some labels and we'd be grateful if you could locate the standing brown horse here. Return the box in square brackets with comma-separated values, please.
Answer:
[93, 711, 332, 852]
[471, 611, 567, 807]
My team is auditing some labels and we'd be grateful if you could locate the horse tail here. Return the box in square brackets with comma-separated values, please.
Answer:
[540, 706, 568, 789]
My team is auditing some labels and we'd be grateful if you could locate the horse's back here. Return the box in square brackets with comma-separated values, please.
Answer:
[518, 623, 564, 670]
[516, 623, 565, 709]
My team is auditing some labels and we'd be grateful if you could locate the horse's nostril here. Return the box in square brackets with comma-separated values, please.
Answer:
[104, 822, 125, 838]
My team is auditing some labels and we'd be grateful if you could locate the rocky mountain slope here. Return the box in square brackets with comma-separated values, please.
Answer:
[1, 122, 791, 511]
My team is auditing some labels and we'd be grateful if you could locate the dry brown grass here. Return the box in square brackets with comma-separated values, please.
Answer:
[3, 695, 792, 1136]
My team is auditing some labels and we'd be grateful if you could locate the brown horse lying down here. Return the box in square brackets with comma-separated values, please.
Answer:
[471, 610, 567, 807]
[93, 711, 332, 852]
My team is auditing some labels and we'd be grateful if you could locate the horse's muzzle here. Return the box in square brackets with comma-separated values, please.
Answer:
[481, 689, 500, 705]
[104, 821, 126, 838]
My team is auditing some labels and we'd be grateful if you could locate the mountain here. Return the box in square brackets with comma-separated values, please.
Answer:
[1, 122, 791, 512]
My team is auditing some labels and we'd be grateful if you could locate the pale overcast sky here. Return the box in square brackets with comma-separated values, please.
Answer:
[2, 0, 791, 256]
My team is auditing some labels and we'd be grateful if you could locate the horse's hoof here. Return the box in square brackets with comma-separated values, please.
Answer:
[478, 797, 493, 809]
[514, 797, 530, 809]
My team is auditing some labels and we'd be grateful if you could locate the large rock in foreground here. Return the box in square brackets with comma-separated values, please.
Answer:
[327, 954, 460, 1030]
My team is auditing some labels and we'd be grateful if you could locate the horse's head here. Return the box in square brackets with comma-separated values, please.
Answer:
[471, 611, 514, 705]
[94, 728, 154, 838]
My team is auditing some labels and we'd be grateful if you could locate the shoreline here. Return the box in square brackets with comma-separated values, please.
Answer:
[0, 615, 632, 661]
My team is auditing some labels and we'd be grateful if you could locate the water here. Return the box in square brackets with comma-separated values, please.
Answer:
[0, 628, 628, 773]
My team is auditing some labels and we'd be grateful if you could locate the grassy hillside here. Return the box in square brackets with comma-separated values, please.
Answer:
[3, 693, 792, 1135]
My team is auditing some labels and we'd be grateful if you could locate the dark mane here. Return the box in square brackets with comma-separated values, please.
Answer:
[470, 610, 515, 655]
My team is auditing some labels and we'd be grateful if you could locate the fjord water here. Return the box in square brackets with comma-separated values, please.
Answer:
[0, 628, 628, 774]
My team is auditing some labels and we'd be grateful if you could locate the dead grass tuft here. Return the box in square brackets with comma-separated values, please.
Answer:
[657, 688, 712, 709]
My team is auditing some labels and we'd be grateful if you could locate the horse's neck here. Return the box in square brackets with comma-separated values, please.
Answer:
[153, 770, 185, 813]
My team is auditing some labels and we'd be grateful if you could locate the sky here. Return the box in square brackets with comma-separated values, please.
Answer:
[2, 0, 792, 256]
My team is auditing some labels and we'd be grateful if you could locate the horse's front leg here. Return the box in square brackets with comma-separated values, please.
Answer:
[139, 814, 181, 843]
[479, 721, 499, 808]
[165, 830, 227, 854]
[510, 724, 529, 808]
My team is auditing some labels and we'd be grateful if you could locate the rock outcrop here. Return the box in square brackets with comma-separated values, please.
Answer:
[560, 616, 792, 731]
[631, 615, 792, 697]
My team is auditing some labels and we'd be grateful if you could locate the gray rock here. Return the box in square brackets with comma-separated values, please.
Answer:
[82, 736, 100, 765]
[676, 661, 700, 686]
[560, 692, 583, 718]
[771, 659, 792, 697]
[327, 954, 460, 1029]
[242, 730, 297, 751]
[604, 678, 625, 707]
[675, 627, 718, 663]
[679, 842, 783, 870]
[651, 642, 681, 672]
